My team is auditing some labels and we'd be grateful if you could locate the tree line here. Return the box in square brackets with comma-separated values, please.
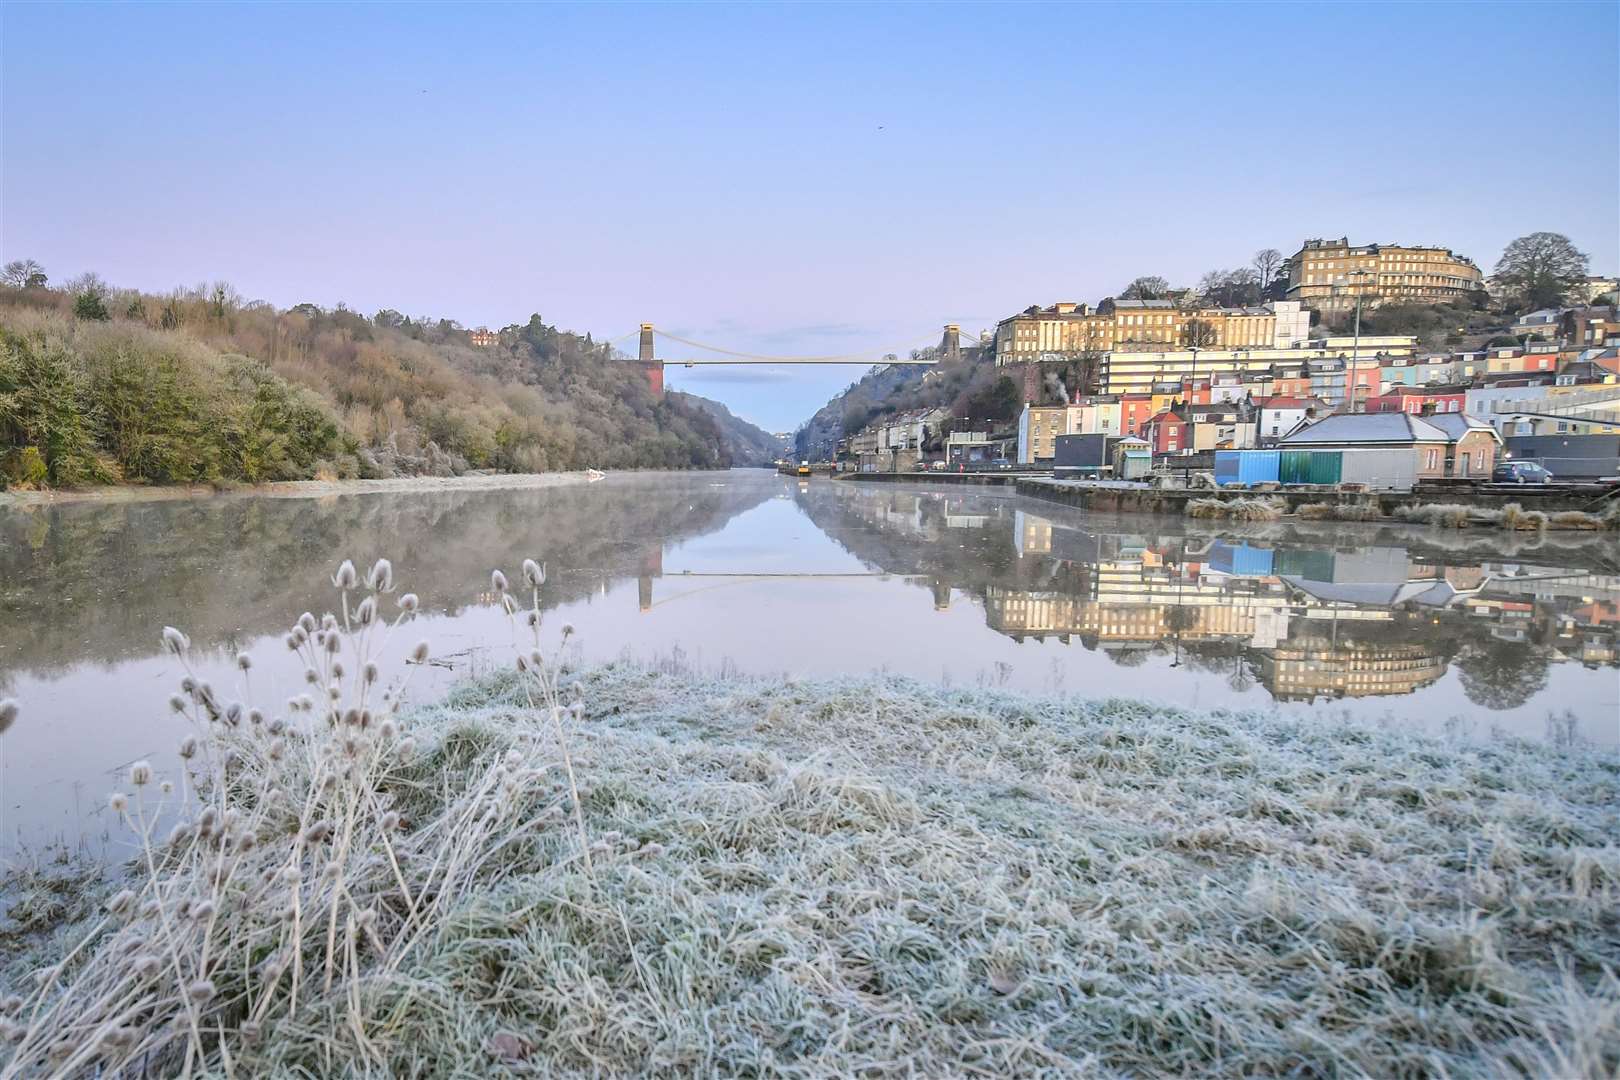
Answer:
[0, 272, 733, 488]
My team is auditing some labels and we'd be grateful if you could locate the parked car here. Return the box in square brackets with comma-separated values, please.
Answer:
[1492, 461, 1553, 484]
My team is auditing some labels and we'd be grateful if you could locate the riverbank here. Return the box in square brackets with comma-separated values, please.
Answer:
[0, 471, 608, 508]
[5, 662, 1616, 1076]
[1015, 475, 1619, 527]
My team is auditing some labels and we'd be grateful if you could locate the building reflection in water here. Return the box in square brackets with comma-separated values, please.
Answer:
[798, 485, 1619, 709]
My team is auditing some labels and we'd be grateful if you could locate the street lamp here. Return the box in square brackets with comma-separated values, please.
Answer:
[1187, 345, 1200, 456]
[1348, 268, 1375, 412]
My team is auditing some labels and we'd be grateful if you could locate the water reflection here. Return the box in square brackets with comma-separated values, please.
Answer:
[793, 482, 1619, 722]
[3, 472, 1615, 853]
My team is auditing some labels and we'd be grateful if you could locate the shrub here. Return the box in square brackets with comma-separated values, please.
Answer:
[1187, 496, 1285, 521]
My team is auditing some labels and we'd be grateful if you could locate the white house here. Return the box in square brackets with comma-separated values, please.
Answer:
[1257, 396, 1328, 445]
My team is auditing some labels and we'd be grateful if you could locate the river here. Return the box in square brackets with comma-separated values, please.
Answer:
[2, 470, 1616, 853]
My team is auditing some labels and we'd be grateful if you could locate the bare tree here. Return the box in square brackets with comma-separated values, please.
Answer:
[1492, 232, 1589, 312]
[1121, 276, 1170, 301]
[1182, 319, 1218, 348]
[2, 258, 47, 288]
[1252, 248, 1283, 290]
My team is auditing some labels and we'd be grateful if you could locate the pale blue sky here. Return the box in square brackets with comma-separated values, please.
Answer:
[4, 1, 1616, 431]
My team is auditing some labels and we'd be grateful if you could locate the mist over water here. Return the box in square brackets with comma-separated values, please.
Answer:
[3, 471, 1615, 853]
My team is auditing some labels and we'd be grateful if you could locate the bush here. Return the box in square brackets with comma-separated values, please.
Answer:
[1188, 496, 1285, 521]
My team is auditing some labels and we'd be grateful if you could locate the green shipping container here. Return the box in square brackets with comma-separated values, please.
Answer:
[1280, 449, 1342, 485]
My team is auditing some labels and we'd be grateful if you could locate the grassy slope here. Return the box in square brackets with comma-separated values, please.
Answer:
[6, 665, 1618, 1076]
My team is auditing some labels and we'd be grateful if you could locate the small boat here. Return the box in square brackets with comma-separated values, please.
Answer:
[585, 468, 605, 482]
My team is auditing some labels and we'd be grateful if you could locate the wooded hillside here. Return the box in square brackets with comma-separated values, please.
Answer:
[0, 279, 757, 487]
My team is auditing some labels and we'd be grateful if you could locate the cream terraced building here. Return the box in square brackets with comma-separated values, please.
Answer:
[1096, 336, 1419, 398]
[1286, 237, 1483, 313]
[995, 299, 1313, 365]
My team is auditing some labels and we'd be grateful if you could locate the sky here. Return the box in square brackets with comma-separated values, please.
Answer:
[3, 2, 1617, 432]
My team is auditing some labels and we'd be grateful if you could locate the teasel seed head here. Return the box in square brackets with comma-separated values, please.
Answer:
[285, 632, 300, 651]
[225, 702, 243, 727]
[268, 738, 285, 761]
[299, 611, 317, 633]
[107, 889, 136, 916]
[109, 792, 129, 814]
[515, 654, 528, 673]
[161, 626, 190, 656]
[332, 559, 358, 589]
[139, 898, 160, 919]
[366, 558, 394, 593]
[241, 1020, 262, 1044]
[169, 694, 188, 714]
[379, 810, 401, 832]
[180, 675, 196, 693]
[236, 652, 253, 672]
[303, 820, 332, 844]
[186, 979, 217, 1003]
[191, 899, 217, 922]
[130, 953, 161, 980]
[379, 718, 398, 740]
[325, 631, 341, 655]
[249, 708, 264, 726]
[0, 993, 23, 1016]
[168, 823, 191, 847]
[398, 592, 419, 613]
[491, 569, 509, 593]
[561, 623, 575, 638]
[160, 780, 173, 795]
[410, 641, 430, 664]
[304, 667, 319, 685]
[236, 832, 258, 853]
[280, 866, 302, 884]
[525, 610, 539, 628]
[268, 716, 287, 735]
[178, 735, 197, 760]
[500, 592, 518, 615]
[323, 612, 339, 631]
[522, 558, 545, 587]
[355, 595, 377, 626]
[332, 661, 345, 679]
[198, 807, 219, 833]
[363, 662, 379, 684]
[398, 736, 418, 760]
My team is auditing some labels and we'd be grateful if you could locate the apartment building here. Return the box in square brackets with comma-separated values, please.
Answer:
[1285, 237, 1484, 313]
[996, 299, 1313, 364]
[993, 302, 1113, 365]
[1096, 336, 1418, 400]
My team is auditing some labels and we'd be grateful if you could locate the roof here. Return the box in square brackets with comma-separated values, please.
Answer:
[1110, 299, 1176, 310]
[1259, 396, 1315, 409]
[1426, 413, 1502, 444]
[1279, 412, 1449, 446]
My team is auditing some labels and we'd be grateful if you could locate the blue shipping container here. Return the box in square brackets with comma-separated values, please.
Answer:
[1209, 541, 1275, 577]
[1215, 449, 1281, 486]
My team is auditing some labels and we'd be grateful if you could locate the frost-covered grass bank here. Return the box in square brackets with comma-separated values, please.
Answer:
[5, 663, 1619, 1077]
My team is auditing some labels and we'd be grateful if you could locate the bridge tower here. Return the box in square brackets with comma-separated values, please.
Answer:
[940, 324, 962, 365]
[638, 323, 663, 397]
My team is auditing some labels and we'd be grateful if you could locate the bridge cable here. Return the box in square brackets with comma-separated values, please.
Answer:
[652, 328, 938, 364]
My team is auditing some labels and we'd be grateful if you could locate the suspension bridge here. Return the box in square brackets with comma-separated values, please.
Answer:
[621, 323, 975, 395]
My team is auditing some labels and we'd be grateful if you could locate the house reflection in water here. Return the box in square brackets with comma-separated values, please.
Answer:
[801, 485, 1618, 709]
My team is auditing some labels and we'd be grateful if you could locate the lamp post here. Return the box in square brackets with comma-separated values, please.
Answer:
[1187, 345, 1200, 456]
[1348, 268, 1374, 412]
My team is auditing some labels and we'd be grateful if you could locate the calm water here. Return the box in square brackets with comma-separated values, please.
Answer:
[3, 471, 1617, 852]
